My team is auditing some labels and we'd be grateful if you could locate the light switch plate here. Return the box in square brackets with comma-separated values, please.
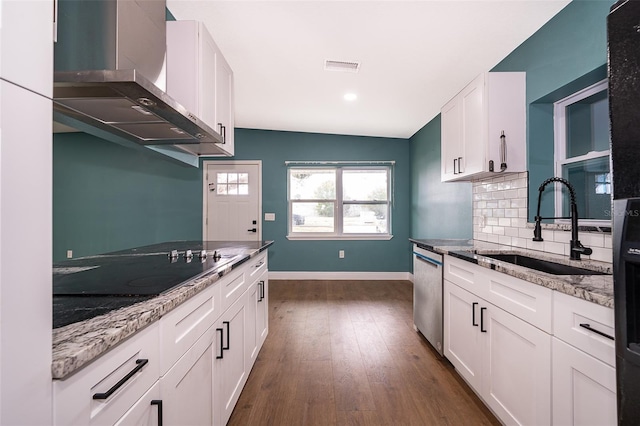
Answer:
[265, 213, 276, 221]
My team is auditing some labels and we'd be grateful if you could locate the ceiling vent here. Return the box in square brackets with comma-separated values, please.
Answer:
[324, 60, 360, 73]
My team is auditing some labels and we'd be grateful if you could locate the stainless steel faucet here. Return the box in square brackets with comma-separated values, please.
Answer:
[533, 177, 593, 260]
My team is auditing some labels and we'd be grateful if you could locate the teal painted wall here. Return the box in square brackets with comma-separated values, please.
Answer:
[53, 133, 202, 261]
[408, 0, 612, 231]
[213, 129, 412, 272]
[491, 0, 613, 221]
[409, 115, 472, 239]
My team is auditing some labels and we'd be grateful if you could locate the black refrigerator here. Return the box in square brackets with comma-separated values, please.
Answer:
[609, 1, 640, 423]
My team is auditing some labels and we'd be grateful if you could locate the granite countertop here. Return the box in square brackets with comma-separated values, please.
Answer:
[52, 241, 273, 380]
[410, 238, 613, 309]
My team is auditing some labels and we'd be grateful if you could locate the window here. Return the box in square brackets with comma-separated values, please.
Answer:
[216, 172, 249, 195]
[287, 165, 392, 239]
[554, 80, 610, 222]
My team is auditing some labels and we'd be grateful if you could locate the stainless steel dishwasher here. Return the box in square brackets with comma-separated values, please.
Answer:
[412, 244, 444, 355]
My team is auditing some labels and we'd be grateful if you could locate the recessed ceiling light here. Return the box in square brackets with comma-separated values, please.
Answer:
[344, 93, 357, 102]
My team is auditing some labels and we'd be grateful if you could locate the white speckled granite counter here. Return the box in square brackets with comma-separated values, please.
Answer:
[52, 241, 272, 379]
[410, 238, 613, 308]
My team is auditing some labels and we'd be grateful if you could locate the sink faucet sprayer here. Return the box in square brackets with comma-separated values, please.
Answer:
[533, 177, 592, 260]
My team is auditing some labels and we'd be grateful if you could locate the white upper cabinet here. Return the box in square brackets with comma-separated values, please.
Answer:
[0, 0, 53, 97]
[441, 72, 526, 182]
[167, 20, 235, 156]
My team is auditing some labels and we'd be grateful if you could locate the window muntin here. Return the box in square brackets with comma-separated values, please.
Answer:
[216, 172, 249, 196]
[288, 166, 391, 238]
[554, 80, 610, 222]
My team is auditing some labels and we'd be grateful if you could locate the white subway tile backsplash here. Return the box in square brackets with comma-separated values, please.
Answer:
[505, 227, 519, 237]
[590, 246, 613, 263]
[544, 241, 566, 255]
[505, 209, 519, 218]
[499, 218, 511, 227]
[499, 235, 513, 245]
[471, 172, 612, 262]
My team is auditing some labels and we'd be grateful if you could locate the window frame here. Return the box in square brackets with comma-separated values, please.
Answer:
[553, 79, 610, 225]
[287, 165, 393, 240]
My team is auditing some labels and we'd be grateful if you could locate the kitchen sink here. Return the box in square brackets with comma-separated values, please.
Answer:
[482, 253, 611, 276]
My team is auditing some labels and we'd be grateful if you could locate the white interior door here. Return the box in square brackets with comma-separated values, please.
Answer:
[203, 161, 262, 241]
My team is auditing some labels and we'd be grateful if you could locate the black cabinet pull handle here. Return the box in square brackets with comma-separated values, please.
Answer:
[480, 307, 487, 333]
[217, 123, 226, 144]
[151, 400, 163, 426]
[579, 323, 614, 340]
[216, 328, 224, 359]
[472, 302, 478, 326]
[223, 321, 230, 350]
[258, 281, 265, 302]
[453, 158, 458, 174]
[458, 157, 463, 173]
[247, 228, 257, 233]
[93, 359, 149, 400]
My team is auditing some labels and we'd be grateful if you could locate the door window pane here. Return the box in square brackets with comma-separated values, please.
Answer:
[216, 172, 249, 196]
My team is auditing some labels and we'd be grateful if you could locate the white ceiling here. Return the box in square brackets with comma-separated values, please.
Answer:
[166, 0, 571, 139]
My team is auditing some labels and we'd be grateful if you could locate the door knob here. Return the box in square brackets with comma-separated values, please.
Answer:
[247, 228, 257, 233]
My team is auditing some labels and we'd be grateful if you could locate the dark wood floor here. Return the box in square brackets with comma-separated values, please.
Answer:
[228, 280, 500, 426]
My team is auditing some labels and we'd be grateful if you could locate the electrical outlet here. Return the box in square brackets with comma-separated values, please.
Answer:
[66, 250, 73, 259]
[339, 250, 345, 259]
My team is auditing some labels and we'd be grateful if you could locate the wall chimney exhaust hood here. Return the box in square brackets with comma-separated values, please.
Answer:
[53, 0, 229, 157]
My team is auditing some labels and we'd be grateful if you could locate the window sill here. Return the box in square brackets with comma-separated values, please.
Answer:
[287, 234, 393, 241]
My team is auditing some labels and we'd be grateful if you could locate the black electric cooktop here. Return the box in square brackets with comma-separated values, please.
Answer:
[53, 241, 262, 328]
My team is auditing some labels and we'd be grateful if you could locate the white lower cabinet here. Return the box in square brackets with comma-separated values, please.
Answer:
[552, 338, 617, 426]
[444, 280, 551, 425]
[551, 291, 616, 425]
[215, 292, 249, 426]
[114, 382, 161, 426]
[444, 254, 616, 426]
[161, 326, 216, 425]
[53, 323, 161, 426]
[482, 301, 551, 425]
[54, 250, 269, 426]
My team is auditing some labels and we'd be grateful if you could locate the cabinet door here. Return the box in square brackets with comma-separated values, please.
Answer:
[552, 338, 617, 426]
[160, 326, 215, 426]
[215, 294, 248, 426]
[114, 382, 161, 426]
[460, 73, 486, 177]
[245, 278, 259, 367]
[0, 0, 53, 97]
[441, 96, 462, 181]
[215, 50, 235, 155]
[482, 303, 551, 426]
[256, 274, 269, 349]
[443, 280, 482, 390]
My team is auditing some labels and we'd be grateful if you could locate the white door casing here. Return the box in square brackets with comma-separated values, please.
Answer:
[203, 161, 262, 241]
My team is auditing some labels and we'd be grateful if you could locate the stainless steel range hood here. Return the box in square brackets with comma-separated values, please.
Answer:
[53, 0, 228, 157]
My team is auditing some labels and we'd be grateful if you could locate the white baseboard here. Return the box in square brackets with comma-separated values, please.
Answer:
[268, 271, 413, 281]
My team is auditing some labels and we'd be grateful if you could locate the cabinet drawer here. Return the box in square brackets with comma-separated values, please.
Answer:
[54, 323, 160, 426]
[445, 255, 552, 332]
[220, 264, 249, 313]
[483, 267, 552, 333]
[553, 291, 615, 366]
[249, 252, 268, 282]
[444, 255, 485, 297]
[159, 282, 222, 375]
